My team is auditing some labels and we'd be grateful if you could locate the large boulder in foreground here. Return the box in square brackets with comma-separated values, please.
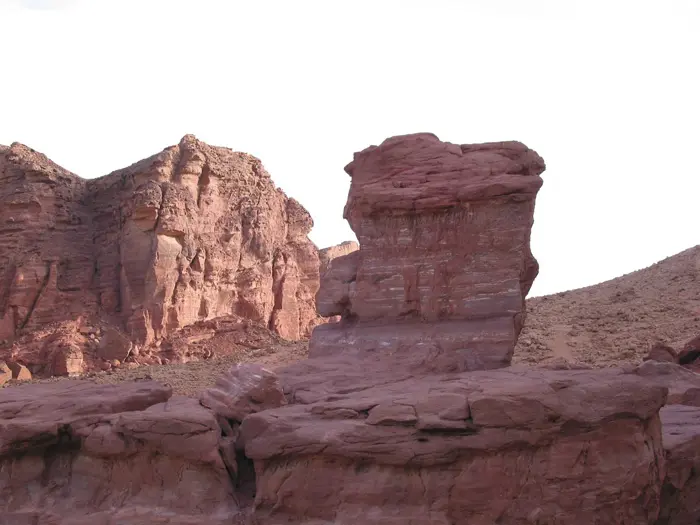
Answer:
[242, 366, 667, 524]
[0, 136, 319, 376]
[0, 380, 242, 524]
[312, 133, 545, 372]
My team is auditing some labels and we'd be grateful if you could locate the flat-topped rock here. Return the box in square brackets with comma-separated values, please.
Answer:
[311, 133, 545, 372]
[0, 380, 242, 524]
[242, 366, 667, 524]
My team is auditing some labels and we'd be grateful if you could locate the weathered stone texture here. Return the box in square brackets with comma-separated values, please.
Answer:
[0, 136, 320, 376]
[311, 133, 545, 371]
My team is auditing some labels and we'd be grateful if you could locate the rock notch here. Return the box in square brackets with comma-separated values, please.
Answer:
[0, 136, 320, 376]
[311, 133, 545, 371]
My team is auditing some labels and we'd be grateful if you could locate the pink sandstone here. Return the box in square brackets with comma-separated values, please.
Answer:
[311, 133, 545, 371]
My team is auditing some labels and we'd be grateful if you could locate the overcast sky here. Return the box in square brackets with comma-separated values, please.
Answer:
[1, 0, 698, 297]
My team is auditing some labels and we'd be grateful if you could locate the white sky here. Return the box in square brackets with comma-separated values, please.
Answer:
[0, 0, 698, 297]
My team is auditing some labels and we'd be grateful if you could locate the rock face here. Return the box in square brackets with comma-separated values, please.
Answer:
[0, 136, 320, 376]
[659, 405, 700, 525]
[243, 366, 668, 524]
[318, 240, 359, 276]
[0, 380, 243, 524]
[312, 133, 545, 371]
[200, 363, 287, 421]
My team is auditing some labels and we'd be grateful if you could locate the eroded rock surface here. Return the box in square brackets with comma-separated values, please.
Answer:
[312, 133, 545, 371]
[318, 240, 359, 277]
[659, 405, 700, 525]
[0, 136, 320, 376]
[243, 366, 668, 524]
[0, 380, 244, 524]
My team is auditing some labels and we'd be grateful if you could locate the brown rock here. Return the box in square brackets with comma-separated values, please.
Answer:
[659, 405, 700, 524]
[0, 136, 320, 376]
[310, 133, 545, 372]
[678, 334, 700, 366]
[7, 361, 31, 380]
[0, 380, 242, 523]
[242, 366, 667, 524]
[646, 342, 679, 363]
[632, 361, 700, 407]
[0, 360, 11, 385]
[200, 363, 286, 422]
[50, 343, 84, 376]
[98, 326, 133, 362]
[318, 240, 359, 276]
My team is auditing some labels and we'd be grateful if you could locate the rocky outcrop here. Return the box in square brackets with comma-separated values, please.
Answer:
[243, 366, 668, 524]
[311, 133, 545, 371]
[318, 240, 359, 276]
[0, 136, 320, 376]
[0, 380, 243, 524]
[659, 405, 700, 525]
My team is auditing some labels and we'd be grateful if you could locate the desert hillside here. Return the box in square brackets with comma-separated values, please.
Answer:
[515, 245, 700, 367]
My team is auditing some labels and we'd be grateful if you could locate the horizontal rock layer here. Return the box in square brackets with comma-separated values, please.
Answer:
[312, 133, 545, 371]
[0, 380, 242, 524]
[243, 365, 667, 524]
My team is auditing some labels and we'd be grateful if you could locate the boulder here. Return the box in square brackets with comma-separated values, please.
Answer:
[310, 133, 545, 372]
[242, 366, 668, 525]
[7, 361, 31, 381]
[199, 363, 286, 422]
[0, 136, 320, 375]
[0, 380, 242, 524]
[678, 334, 700, 367]
[646, 342, 679, 364]
[0, 360, 11, 385]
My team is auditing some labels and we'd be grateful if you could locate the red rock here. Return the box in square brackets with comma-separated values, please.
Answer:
[318, 240, 359, 276]
[0, 360, 11, 385]
[0, 380, 243, 523]
[242, 366, 667, 524]
[633, 361, 700, 407]
[7, 361, 31, 381]
[646, 341, 679, 363]
[678, 334, 700, 366]
[310, 133, 545, 372]
[0, 136, 320, 376]
[199, 363, 286, 422]
[659, 405, 700, 524]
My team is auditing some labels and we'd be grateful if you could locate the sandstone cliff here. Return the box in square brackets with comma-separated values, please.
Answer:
[0, 136, 320, 376]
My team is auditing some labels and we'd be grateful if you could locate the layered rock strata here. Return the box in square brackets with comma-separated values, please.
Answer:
[0, 380, 241, 524]
[243, 366, 669, 524]
[312, 133, 545, 371]
[0, 136, 320, 376]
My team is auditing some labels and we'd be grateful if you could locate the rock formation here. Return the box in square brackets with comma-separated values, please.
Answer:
[244, 367, 669, 524]
[0, 136, 320, 376]
[3, 133, 700, 524]
[0, 380, 242, 524]
[312, 133, 545, 371]
[318, 240, 359, 276]
[318, 240, 360, 324]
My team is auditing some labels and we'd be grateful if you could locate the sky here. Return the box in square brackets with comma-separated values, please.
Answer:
[0, 0, 698, 297]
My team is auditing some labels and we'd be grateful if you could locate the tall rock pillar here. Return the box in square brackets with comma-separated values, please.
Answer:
[311, 133, 546, 371]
